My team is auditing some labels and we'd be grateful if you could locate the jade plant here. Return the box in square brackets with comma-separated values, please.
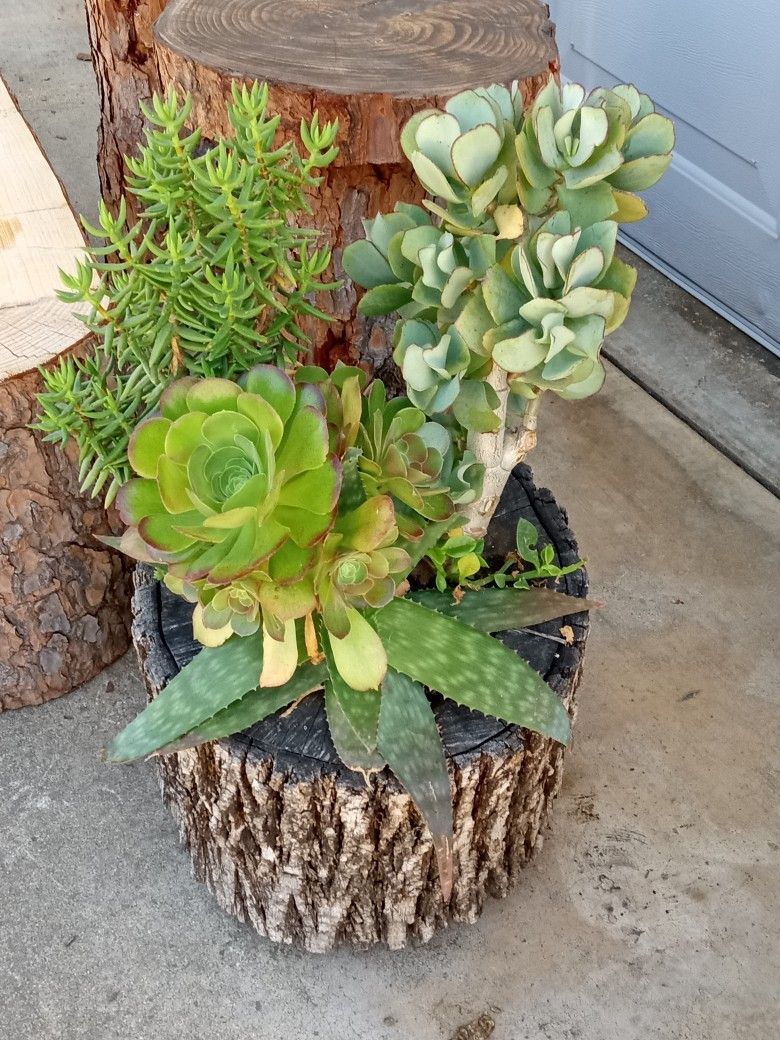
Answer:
[35, 84, 339, 504]
[343, 75, 673, 536]
[36, 77, 671, 899]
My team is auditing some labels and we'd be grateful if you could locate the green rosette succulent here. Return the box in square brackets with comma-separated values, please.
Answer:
[294, 364, 481, 536]
[357, 381, 464, 537]
[487, 213, 637, 399]
[115, 367, 341, 643]
[516, 78, 675, 227]
[400, 84, 525, 231]
[315, 495, 411, 640]
[294, 361, 365, 457]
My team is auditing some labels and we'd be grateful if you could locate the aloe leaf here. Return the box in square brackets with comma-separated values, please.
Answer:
[161, 662, 326, 753]
[373, 599, 572, 744]
[408, 587, 595, 632]
[324, 679, 385, 773]
[106, 634, 264, 762]
[377, 669, 454, 901]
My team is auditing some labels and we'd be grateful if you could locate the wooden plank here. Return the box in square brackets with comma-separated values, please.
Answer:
[0, 76, 85, 379]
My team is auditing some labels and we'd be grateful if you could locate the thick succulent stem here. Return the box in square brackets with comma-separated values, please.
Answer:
[462, 373, 541, 538]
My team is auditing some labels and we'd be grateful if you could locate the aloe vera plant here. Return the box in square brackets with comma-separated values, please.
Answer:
[343, 74, 673, 536]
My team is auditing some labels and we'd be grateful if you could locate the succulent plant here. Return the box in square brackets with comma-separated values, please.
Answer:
[392, 319, 471, 414]
[340, 203, 434, 317]
[356, 380, 468, 537]
[488, 213, 637, 399]
[401, 84, 525, 231]
[516, 78, 675, 227]
[115, 367, 341, 644]
[342, 207, 499, 322]
[35, 85, 339, 505]
[316, 496, 411, 641]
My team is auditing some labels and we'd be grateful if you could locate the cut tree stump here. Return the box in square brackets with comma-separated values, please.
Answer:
[83, 0, 559, 374]
[131, 466, 589, 951]
[0, 76, 132, 710]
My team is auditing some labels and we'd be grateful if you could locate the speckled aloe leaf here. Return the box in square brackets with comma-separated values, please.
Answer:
[372, 599, 571, 745]
[377, 669, 454, 901]
[160, 662, 327, 753]
[106, 633, 264, 762]
[408, 587, 596, 632]
[324, 639, 384, 772]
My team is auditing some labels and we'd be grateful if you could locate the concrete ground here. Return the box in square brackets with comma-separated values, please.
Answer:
[2, 5, 779, 1040]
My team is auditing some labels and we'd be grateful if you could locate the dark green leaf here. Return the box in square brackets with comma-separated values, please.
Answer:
[408, 587, 595, 632]
[324, 678, 385, 773]
[378, 669, 453, 900]
[373, 599, 572, 744]
[106, 634, 263, 762]
[162, 662, 326, 752]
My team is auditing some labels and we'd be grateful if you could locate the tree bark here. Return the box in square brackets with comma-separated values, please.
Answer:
[83, 0, 559, 370]
[131, 467, 589, 951]
[0, 76, 132, 710]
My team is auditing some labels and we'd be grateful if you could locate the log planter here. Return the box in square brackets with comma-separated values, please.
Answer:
[83, 0, 559, 374]
[0, 76, 132, 710]
[131, 465, 589, 951]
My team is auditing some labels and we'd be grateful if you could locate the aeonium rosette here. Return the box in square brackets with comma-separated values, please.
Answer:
[110, 363, 477, 693]
[114, 366, 341, 648]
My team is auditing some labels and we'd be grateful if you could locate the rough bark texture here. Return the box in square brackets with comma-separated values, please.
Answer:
[84, 0, 168, 215]
[83, 0, 558, 370]
[131, 467, 588, 951]
[0, 76, 133, 710]
[0, 359, 133, 710]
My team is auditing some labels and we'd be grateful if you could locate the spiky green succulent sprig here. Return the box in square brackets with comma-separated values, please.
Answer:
[34, 84, 339, 505]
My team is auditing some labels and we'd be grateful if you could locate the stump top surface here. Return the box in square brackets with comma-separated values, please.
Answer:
[135, 467, 588, 783]
[155, 0, 557, 97]
[0, 77, 86, 380]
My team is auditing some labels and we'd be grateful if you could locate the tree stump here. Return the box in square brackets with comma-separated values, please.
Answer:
[131, 466, 589, 951]
[0, 77, 132, 710]
[83, 0, 559, 373]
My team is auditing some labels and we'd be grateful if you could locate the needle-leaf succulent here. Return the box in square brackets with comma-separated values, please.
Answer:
[35, 84, 339, 504]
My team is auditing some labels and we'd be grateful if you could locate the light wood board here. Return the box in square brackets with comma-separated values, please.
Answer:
[0, 76, 86, 379]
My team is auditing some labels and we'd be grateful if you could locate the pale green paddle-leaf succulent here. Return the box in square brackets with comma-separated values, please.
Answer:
[488, 213, 637, 399]
[401, 84, 524, 231]
[340, 203, 433, 316]
[516, 78, 675, 227]
[342, 207, 498, 322]
[392, 319, 471, 414]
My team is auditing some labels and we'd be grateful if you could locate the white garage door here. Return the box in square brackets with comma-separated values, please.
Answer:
[549, 0, 780, 356]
